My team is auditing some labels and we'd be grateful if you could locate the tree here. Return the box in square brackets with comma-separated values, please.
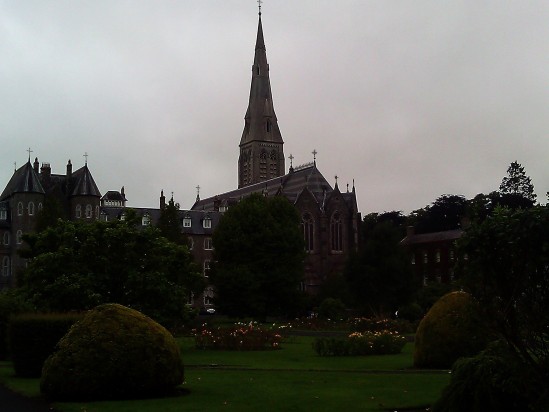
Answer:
[499, 161, 536, 205]
[157, 196, 184, 244]
[211, 193, 305, 319]
[345, 212, 415, 316]
[459, 206, 549, 385]
[19, 218, 204, 325]
[410, 195, 468, 234]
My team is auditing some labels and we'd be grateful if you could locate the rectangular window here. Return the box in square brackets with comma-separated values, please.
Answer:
[183, 217, 192, 228]
[203, 218, 211, 229]
[203, 260, 211, 277]
[0, 210, 6, 220]
[204, 238, 213, 250]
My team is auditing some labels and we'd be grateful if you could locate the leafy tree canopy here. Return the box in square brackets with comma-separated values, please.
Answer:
[345, 211, 415, 316]
[19, 218, 204, 325]
[410, 195, 467, 234]
[211, 193, 305, 319]
[499, 160, 536, 204]
[459, 206, 549, 381]
[157, 196, 184, 244]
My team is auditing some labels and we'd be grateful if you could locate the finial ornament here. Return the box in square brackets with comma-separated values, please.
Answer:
[83, 152, 89, 164]
[27, 147, 33, 161]
[196, 185, 201, 202]
[312, 149, 317, 164]
[258, 0, 262, 15]
[335, 175, 339, 185]
[288, 154, 294, 168]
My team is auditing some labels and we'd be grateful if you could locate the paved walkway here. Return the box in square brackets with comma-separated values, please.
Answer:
[0, 384, 55, 412]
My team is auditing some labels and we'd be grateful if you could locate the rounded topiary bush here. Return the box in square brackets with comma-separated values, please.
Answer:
[414, 291, 490, 369]
[41, 303, 184, 401]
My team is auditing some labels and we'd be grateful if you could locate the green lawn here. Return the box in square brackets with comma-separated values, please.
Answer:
[0, 336, 450, 412]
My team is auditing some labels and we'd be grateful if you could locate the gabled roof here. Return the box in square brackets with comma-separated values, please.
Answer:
[400, 229, 463, 246]
[192, 164, 334, 211]
[71, 164, 101, 197]
[101, 190, 127, 202]
[0, 161, 45, 201]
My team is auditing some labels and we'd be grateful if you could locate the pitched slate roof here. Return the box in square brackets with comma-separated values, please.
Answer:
[70, 164, 101, 197]
[0, 161, 45, 201]
[400, 229, 463, 246]
[192, 163, 334, 211]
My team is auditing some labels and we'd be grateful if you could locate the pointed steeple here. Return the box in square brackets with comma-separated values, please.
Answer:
[238, 12, 285, 188]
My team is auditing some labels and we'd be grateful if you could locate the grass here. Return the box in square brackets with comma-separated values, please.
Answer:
[0, 336, 450, 412]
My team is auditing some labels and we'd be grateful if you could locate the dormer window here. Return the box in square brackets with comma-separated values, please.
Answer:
[183, 216, 192, 228]
[142, 213, 151, 226]
[203, 217, 212, 229]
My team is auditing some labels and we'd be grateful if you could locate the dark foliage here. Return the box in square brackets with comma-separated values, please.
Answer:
[211, 193, 305, 319]
[19, 218, 204, 326]
[8, 313, 82, 377]
[0, 291, 33, 360]
[345, 212, 415, 316]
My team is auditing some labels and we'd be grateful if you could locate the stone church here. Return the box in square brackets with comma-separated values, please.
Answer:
[192, 12, 361, 293]
[0, 12, 361, 302]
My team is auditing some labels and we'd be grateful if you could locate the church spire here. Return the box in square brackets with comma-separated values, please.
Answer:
[238, 11, 285, 188]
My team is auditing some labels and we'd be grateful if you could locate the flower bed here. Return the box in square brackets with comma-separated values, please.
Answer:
[194, 322, 282, 350]
[313, 331, 407, 356]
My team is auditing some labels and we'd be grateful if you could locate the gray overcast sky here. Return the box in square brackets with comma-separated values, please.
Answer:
[1, 1, 548, 214]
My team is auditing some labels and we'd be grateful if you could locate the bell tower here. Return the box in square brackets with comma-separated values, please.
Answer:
[238, 10, 285, 188]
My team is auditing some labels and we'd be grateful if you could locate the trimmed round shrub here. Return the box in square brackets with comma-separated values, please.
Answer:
[318, 298, 347, 320]
[414, 291, 490, 368]
[41, 303, 184, 401]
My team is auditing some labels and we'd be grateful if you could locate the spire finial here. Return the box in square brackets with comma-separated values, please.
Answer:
[27, 147, 33, 161]
[258, 0, 262, 15]
[83, 152, 88, 165]
[288, 154, 294, 170]
[312, 149, 317, 165]
[196, 185, 201, 202]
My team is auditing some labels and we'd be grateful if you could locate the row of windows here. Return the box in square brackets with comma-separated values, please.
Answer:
[302, 212, 344, 253]
[183, 216, 211, 229]
[187, 238, 213, 251]
[2, 231, 23, 246]
[11, 202, 43, 218]
[187, 286, 214, 306]
[75, 204, 99, 219]
[412, 249, 455, 265]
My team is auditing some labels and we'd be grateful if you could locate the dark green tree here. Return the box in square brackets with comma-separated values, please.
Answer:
[157, 196, 184, 244]
[19, 219, 204, 325]
[345, 212, 415, 316]
[499, 160, 536, 205]
[409, 195, 468, 234]
[34, 196, 66, 232]
[459, 206, 549, 386]
[211, 193, 305, 319]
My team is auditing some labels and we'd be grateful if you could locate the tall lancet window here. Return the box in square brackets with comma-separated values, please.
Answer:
[331, 212, 343, 252]
[259, 150, 267, 179]
[302, 213, 314, 252]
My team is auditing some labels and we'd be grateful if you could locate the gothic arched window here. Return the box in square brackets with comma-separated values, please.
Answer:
[16, 230, 23, 245]
[331, 212, 343, 252]
[17, 202, 23, 216]
[3, 232, 10, 245]
[2, 256, 9, 277]
[301, 213, 314, 252]
[76, 204, 82, 218]
[85, 204, 92, 218]
[28, 202, 35, 216]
